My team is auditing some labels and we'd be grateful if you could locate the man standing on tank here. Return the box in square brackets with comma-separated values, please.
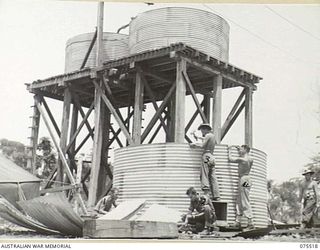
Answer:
[228, 145, 254, 229]
[190, 123, 220, 201]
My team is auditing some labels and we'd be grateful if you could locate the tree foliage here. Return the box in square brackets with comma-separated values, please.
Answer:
[268, 178, 302, 224]
[0, 137, 57, 179]
[268, 152, 320, 224]
[0, 138, 28, 169]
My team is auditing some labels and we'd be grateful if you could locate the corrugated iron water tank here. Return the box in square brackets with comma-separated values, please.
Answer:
[113, 144, 268, 228]
[129, 7, 230, 61]
[65, 32, 129, 73]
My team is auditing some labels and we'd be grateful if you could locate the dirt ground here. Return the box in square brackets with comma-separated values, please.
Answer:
[0, 218, 319, 242]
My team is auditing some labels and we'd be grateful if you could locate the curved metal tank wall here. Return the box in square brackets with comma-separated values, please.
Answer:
[113, 143, 268, 228]
[65, 32, 129, 73]
[129, 7, 230, 61]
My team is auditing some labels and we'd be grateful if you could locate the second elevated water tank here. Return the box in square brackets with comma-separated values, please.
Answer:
[65, 32, 129, 73]
[129, 7, 230, 61]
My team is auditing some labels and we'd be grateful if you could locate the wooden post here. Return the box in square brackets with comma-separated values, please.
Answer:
[56, 87, 71, 185]
[69, 104, 78, 160]
[132, 70, 144, 145]
[174, 59, 186, 143]
[203, 94, 211, 123]
[245, 87, 253, 147]
[96, 2, 104, 67]
[212, 74, 222, 144]
[100, 111, 111, 195]
[88, 79, 106, 207]
[88, 1, 106, 208]
[166, 100, 175, 142]
[27, 98, 40, 174]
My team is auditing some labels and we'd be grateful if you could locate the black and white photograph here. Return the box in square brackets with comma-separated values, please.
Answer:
[0, 0, 319, 247]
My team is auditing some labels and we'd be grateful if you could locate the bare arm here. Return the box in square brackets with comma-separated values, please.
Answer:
[228, 146, 241, 163]
[113, 199, 118, 208]
[190, 134, 208, 148]
[94, 197, 104, 212]
[190, 131, 204, 141]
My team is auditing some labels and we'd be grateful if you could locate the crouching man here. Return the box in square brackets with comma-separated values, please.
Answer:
[94, 187, 119, 215]
[180, 187, 217, 235]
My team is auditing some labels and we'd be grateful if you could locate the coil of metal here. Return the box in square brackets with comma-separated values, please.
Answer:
[64, 32, 129, 73]
[129, 7, 230, 61]
[113, 143, 268, 228]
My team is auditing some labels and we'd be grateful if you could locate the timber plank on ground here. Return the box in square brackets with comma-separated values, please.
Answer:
[269, 227, 320, 236]
[83, 219, 178, 239]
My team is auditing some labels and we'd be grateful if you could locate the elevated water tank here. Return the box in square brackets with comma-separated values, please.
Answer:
[65, 32, 129, 73]
[129, 7, 230, 61]
[113, 143, 268, 228]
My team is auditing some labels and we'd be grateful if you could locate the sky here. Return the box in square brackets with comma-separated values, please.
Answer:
[0, 0, 319, 183]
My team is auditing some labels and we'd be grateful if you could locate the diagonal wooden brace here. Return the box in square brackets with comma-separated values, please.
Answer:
[40, 96, 61, 137]
[139, 69, 169, 136]
[182, 71, 208, 123]
[72, 93, 94, 140]
[34, 95, 87, 214]
[66, 101, 94, 152]
[221, 101, 245, 140]
[93, 79, 134, 144]
[141, 82, 176, 142]
[221, 89, 246, 140]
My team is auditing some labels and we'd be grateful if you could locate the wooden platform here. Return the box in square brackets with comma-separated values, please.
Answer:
[26, 43, 262, 109]
[83, 219, 178, 239]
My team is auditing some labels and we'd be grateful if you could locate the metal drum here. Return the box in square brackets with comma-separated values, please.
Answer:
[65, 32, 129, 73]
[113, 143, 268, 228]
[129, 7, 230, 61]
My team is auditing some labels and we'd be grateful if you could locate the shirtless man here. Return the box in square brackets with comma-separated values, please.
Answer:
[228, 145, 254, 229]
[94, 187, 119, 215]
[190, 123, 220, 200]
[299, 169, 320, 229]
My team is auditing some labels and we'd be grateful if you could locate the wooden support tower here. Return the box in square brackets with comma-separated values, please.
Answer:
[27, 39, 262, 211]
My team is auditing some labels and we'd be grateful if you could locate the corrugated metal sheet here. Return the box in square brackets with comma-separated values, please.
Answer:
[113, 143, 268, 228]
[0, 154, 40, 183]
[0, 154, 41, 208]
[18, 193, 83, 236]
[129, 7, 229, 61]
[0, 196, 59, 235]
[65, 32, 129, 73]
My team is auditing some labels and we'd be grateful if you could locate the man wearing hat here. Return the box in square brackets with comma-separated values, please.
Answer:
[299, 169, 320, 229]
[190, 123, 220, 200]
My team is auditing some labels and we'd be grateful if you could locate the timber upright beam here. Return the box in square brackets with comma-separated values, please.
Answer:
[88, 79, 106, 207]
[245, 87, 253, 147]
[132, 70, 144, 144]
[27, 99, 40, 174]
[68, 103, 78, 163]
[203, 94, 211, 122]
[174, 59, 187, 143]
[212, 74, 222, 143]
[88, 1, 105, 207]
[56, 86, 71, 185]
